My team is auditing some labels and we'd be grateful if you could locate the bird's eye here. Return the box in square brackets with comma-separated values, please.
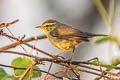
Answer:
[46, 25, 49, 27]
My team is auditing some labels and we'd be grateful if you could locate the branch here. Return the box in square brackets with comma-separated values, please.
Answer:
[0, 50, 117, 76]
[0, 19, 19, 28]
[0, 64, 62, 79]
[0, 31, 54, 58]
[0, 35, 46, 50]
[0, 50, 118, 79]
[0, 50, 89, 65]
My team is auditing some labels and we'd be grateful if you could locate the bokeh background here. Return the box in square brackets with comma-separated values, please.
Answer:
[0, 0, 120, 80]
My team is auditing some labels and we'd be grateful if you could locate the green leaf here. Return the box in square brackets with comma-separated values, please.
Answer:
[90, 59, 115, 70]
[0, 67, 18, 80]
[0, 67, 7, 79]
[1, 76, 18, 80]
[1, 77, 12, 80]
[11, 57, 41, 80]
[92, 36, 117, 43]
[112, 57, 120, 66]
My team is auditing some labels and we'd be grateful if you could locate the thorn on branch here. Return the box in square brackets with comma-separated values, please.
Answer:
[17, 35, 26, 44]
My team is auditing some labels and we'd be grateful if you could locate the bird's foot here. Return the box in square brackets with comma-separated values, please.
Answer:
[67, 57, 73, 64]
[50, 53, 58, 60]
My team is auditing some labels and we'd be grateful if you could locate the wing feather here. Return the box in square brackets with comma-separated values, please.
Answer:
[50, 24, 91, 42]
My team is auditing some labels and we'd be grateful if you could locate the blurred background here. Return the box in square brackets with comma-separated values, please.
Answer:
[0, 0, 120, 80]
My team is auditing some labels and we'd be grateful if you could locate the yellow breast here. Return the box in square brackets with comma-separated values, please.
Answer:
[47, 34, 80, 51]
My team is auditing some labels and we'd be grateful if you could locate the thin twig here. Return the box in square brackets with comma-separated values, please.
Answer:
[19, 64, 31, 80]
[44, 61, 53, 80]
[71, 69, 80, 80]
[0, 50, 115, 79]
[0, 50, 119, 75]
[45, 70, 65, 80]
[0, 32, 54, 58]
[0, 64, 62, 79]
[29, 61, 36, 80]
[0, 19, 19, 28]
[0, 35, 46, 50]
[78, 68, 108, 79]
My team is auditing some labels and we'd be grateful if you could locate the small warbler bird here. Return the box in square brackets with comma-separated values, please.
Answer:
[36, 20, 107, 59]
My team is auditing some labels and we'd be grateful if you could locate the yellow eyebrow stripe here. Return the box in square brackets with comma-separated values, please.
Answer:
[42, 23, 56, 26]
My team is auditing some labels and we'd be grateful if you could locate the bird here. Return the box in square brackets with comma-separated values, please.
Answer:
[35, 19, 107, 60]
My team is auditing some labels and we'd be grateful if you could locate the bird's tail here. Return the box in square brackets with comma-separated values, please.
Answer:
[91, 34, 108, 37]
[85, 32, 108, 38]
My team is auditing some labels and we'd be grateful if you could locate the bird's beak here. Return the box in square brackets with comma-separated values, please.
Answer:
[35, 26, 41, 28]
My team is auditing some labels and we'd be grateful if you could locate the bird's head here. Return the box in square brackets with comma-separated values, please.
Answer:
[36, 20, 59, 35]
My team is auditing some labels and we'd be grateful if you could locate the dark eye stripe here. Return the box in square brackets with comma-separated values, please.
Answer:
[46, 24, 55, 27]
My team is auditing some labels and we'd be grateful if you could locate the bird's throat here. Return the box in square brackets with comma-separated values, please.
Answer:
[41, 29, 49, 36]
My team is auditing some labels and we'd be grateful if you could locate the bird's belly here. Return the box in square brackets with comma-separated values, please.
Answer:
[48, 36, 79, 51]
